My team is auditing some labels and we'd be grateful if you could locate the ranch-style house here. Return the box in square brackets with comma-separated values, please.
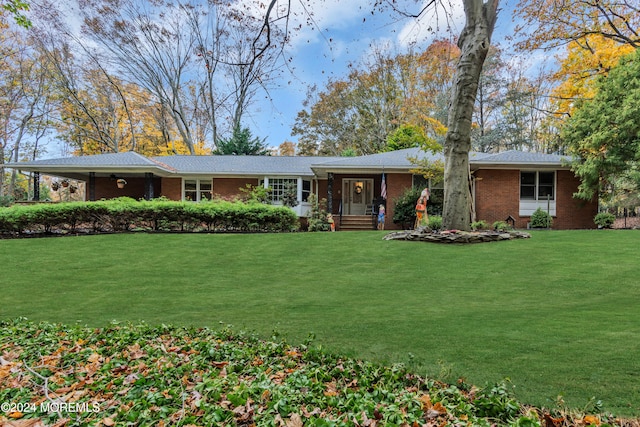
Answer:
[4, 148, 598, 230]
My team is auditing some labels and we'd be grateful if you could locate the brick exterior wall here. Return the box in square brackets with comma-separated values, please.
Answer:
[213, 178, 259, 199]
[555, 170, 598, 229]
[90, 177, 161, 201]
[161, 178, 182, 200]
[474, 169, 521, 227]
[386, 173, 412, 230]
[474, 169, 598, 230]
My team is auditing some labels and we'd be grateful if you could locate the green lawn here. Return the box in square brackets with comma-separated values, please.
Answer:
[1, 230, 639, 416]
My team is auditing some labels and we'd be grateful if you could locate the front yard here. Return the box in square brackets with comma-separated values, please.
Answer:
[1, 230, 639, 417]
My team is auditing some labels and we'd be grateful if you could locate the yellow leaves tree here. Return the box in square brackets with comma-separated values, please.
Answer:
[513, 0, 638, 154]
[514, 0, 640, 51]
[550, 35, 634, 117]
[53, 65, 207, 156]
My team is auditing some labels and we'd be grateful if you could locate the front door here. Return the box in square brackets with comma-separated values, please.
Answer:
[343, 179, 373, 215]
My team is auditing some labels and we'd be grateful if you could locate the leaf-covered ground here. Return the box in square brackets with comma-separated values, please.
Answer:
[1, 319, 638, 427]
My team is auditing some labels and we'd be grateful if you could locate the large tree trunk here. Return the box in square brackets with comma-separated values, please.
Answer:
[443, 0, 498, 231]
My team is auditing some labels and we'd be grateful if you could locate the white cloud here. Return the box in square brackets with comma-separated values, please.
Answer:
[230, 0, 374, 50]
[396, 0, 465, 47]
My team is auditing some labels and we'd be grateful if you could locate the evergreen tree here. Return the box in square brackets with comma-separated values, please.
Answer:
[213, 125, 270, 155]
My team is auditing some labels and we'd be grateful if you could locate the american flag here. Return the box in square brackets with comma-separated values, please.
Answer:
[381, 173, 387, 200]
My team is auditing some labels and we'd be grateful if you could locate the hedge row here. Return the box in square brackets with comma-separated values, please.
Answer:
[0, 197, 299, 234]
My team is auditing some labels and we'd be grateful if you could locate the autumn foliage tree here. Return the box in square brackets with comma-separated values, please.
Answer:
[293, 40, 459, 156]
[514, 0, 639, 151]
[562, 49, 640, 204]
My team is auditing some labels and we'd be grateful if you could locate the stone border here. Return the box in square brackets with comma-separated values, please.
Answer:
[383, 228, 531, 243]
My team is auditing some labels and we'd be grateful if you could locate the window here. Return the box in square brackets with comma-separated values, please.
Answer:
[184, 179, 212, 201]
[412, 174, 443, 190]
[412, 174, 428, 190]
[262, 178, 298, 203]
[520, 171, 554, 201]
[302, 180, 311, 202]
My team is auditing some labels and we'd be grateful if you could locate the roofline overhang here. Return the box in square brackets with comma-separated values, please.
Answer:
[470, 162, 571, 171]
[311, 165, 411, 177]
[2, 164, 176, 179]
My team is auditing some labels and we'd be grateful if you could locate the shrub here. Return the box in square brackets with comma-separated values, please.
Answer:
[493, 220, 512, 231]
[393, 187, 422, 229]
[427, 215, 443, 230]
[471, 220, 488, 231]
[307, 194, 331, 232]
[0, 195, 13, 207]
[594, 212, 616, 228]
[530, 207, 552, 228]
[239, 183, 271, 204]
[0, 199, 298, 235]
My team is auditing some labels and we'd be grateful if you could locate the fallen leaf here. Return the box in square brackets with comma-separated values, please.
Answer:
[212, 361, 228, 368]
[324, 381, 338, 397]
[2, 420, 46, 427]
[582, 415, 601, 426]
[285, 413, 303, 427]
[419, 394, 432, 410]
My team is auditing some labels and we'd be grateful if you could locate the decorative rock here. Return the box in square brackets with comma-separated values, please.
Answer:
[383, 228, 531, 243]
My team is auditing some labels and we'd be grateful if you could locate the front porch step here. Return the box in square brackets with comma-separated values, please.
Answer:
[339, 215, 375, 231]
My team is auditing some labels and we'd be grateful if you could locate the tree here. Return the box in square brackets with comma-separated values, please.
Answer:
[386, 124, 425, 151]
[441, 0, 499, 230]
[0, 25, 54, 198]
[213, 125, 269, 155]
[471, 46, 506, 152]
[562, 49, 640, 203]
[293, 40, 458, 156]
[549, 35, 634, 118]
[514, 0, 639, 51]
[1, 0, 31, 28]
[275, 141, 296, 156]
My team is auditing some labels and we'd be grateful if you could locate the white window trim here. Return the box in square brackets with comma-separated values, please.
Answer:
[182, 177, 212, 202]
[519, 171, 556, 216]
[262, 176, 312, 217]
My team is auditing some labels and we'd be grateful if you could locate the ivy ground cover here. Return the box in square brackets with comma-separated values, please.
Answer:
[1, 230, 639, 418]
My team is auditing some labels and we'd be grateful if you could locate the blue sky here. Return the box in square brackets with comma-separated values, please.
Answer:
[245, 0, 533, 150]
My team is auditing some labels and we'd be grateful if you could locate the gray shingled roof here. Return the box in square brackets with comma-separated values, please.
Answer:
[7, 151, 167, 168]
[311, 147, 434, 169]
[310, 148, 568, 170]
[3, 149, 570, 178]
[153, 155, 343, 176]
[469, 150, 570, 165]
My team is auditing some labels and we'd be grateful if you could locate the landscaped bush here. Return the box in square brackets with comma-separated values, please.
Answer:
[427, 215, 443, 230]
[307, 193, 331, 232]
[393, 187, 422, 229]
[0, 195, 13, 207]
[0, 198, 299, 235]
[471, 220, 488, 231]
[594, 212, 616, 228]
[493, 220, 513, 231]
[530, 207, 553, 228]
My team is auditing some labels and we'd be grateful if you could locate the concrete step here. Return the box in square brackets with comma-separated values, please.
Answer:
[339, 215, 375, 231]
